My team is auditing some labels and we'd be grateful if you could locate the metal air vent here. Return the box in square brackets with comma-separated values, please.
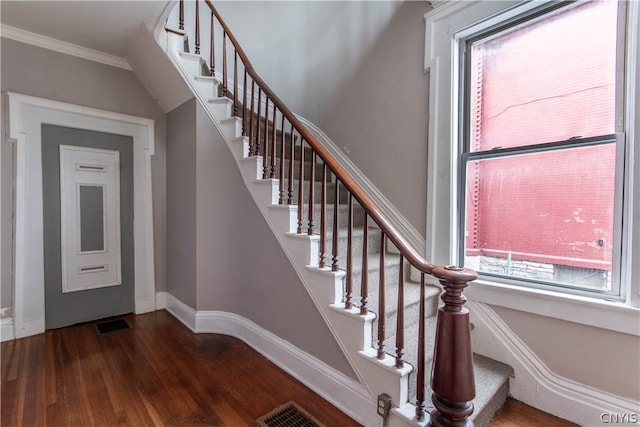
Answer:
[256, 401, 325, 427]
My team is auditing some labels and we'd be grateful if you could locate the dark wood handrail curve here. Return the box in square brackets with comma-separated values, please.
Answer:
[179, 2, 478, 425]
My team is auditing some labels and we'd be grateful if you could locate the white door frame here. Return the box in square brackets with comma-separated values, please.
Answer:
[5, 92, 156, 338]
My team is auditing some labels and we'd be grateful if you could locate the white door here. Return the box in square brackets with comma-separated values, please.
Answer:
[59, 145, 122, 293]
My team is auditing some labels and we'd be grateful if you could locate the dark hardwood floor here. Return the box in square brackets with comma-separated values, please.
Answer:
[489, 398, 578, 427]
[1, 310, 361, 426]
[1, 309, 578, 427]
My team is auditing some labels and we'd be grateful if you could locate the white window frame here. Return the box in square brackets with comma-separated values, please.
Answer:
[424, 0, 639, 336]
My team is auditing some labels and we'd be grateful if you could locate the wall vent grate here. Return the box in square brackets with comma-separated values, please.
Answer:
[256, 401, 325, 427]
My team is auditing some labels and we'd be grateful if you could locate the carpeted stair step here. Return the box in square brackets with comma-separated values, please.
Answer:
[386, 325, 512, 427]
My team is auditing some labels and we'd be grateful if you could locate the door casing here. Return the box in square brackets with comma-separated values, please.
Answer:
[5, 92, 156, 338]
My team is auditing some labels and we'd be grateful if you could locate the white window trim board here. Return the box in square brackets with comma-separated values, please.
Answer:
[423, 1, 640, 335]
[4, 92, 156, 339]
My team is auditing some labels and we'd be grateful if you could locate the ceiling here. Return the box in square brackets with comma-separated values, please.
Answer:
[0, 1, 170, 58]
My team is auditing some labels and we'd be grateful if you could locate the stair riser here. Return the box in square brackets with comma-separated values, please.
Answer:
[220, 118, 243, 141]
[195, 80, 223, 102]
[207, 98, 233, 119]
[267, 205, 298, 235]
[232, 136, 250, 159]
[179, 52, 204, 79]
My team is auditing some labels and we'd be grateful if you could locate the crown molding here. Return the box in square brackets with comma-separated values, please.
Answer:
[0, 24, 132, 71]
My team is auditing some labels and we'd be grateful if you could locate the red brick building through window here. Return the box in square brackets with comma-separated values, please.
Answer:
[463, 0, 619, 289]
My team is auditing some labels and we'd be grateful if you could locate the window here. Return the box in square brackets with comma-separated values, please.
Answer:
[458, 1, 627, 297]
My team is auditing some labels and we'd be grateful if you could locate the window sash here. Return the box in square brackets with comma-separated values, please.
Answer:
[457, 0, 627, 298]
[458, 134, 625, 298]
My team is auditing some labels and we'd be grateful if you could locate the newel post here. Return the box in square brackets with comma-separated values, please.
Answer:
[428, 265, 478, 427]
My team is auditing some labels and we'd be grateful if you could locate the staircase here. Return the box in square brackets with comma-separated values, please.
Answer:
[161, 2, 511, 426]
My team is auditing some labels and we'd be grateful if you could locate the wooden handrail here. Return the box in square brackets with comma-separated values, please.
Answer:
[203, 1, 436, 276]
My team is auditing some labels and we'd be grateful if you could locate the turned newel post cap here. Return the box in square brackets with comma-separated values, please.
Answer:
[432, 265, 478, 284]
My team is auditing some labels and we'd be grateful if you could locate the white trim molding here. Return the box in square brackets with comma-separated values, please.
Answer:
[159, 291, 197, 332]
[5, 92, 156, 339]
[466, 279, 640, 336]
[1, 318, 15, 342]
[0, 25, 132, 71]
[469, 301, 640, 426]
[158, 292, 377, 427]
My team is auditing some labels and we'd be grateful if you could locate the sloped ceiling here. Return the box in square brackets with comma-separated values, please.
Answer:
[0, 0, 194, 112]
[0, 1, 170, 58]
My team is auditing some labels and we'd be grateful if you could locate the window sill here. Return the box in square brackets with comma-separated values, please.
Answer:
[464, 279, 640, 336]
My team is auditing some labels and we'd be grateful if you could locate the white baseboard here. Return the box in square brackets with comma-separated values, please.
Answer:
[161, 292, 196, 332]
[159, 292, 377, 427]
[135, 297, 157, 315]
[14, 317, 45, 339]
[155, 291, 168, 310]
[1, 318, 14, 342]
[469, 301, 640, 426]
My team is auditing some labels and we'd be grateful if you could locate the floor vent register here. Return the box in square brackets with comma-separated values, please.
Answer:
[256, 401, 325, 427]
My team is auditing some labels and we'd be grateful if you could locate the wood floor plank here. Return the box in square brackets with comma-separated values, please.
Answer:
[1, 340, 20, 427]
[489, 398, 578, 427]
[2, 310, 362, 426]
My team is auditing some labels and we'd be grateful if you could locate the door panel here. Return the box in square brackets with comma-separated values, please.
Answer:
[59, 146, 121, 293]
[42, 124, 134, 329]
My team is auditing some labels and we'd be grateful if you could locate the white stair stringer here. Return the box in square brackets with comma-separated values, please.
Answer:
[163, 29, 417, 424]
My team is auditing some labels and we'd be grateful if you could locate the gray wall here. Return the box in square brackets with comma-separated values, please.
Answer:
[163, 97, 356, 379]
[214, 1, 403, 125]
[166, 99, 197, 307]
[205, 1, 430, 236]
[321, 1, 431, 234]
[492, 306, 640, 401]
[0, 139, 14, 318]
[0, 37, 167, 312]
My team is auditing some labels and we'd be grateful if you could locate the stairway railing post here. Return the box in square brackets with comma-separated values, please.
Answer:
[179, 0, 184, 30]
[428, 265, 477, 427]
[194, 0, 200, 54]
